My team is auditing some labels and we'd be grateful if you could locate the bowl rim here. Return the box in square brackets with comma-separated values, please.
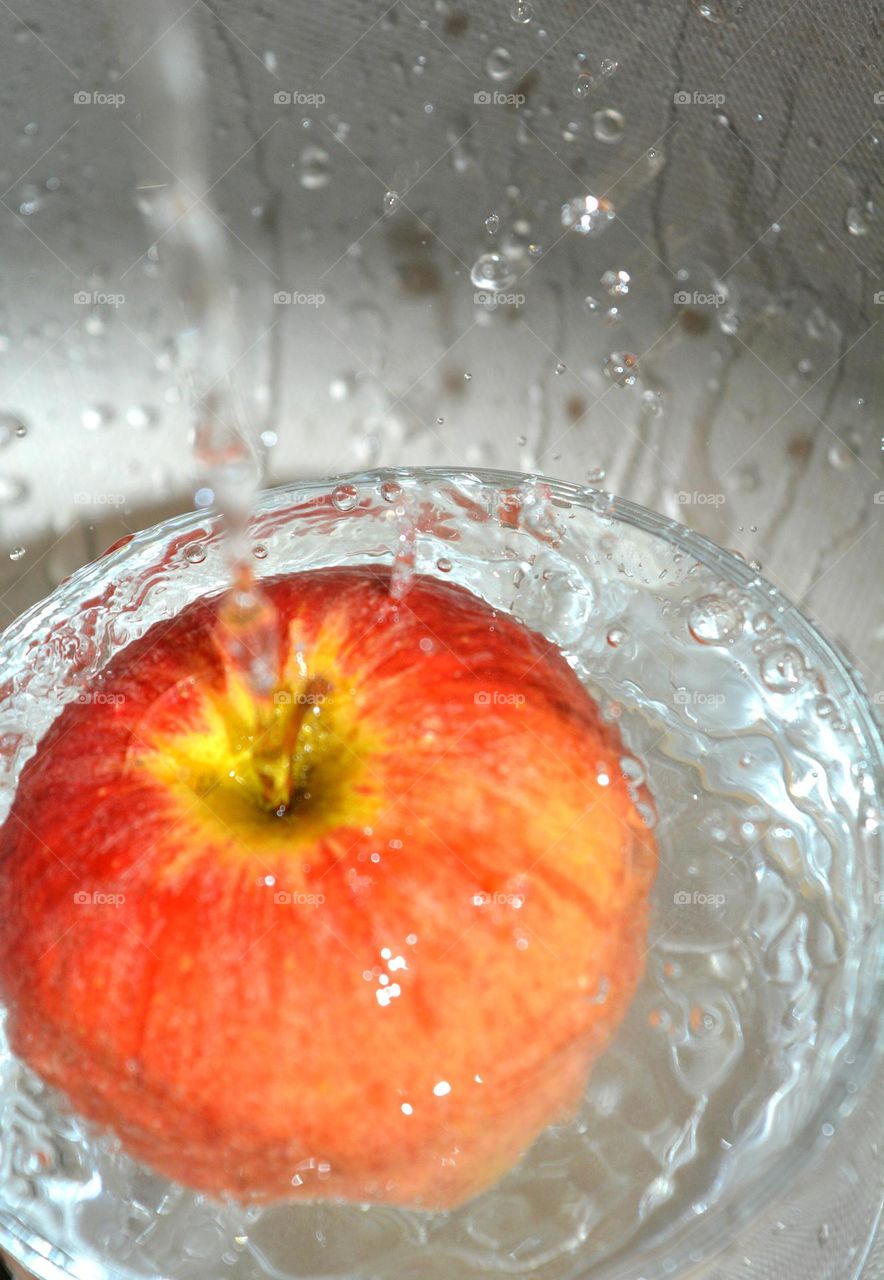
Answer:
[0, 465, 881, 1280]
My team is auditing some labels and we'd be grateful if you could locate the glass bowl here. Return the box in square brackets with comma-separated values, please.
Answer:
[0, 468, 881, 1280]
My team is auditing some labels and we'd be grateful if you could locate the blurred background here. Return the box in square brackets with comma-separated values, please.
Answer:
[0, 0, 881, 699]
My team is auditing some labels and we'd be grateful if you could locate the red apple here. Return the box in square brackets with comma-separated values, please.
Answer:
[0, 566, 655, 1208]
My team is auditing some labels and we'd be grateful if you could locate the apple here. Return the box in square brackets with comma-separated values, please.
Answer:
[0, 566, 655, 1208]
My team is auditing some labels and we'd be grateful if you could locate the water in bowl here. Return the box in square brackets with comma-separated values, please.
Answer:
[0, 471, 879, 1280]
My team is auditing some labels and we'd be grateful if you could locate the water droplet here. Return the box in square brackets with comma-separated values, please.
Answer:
[299, 144, 331, 190]
[485, 47, 513, 80]
[555, 361, 566, 375]
[593, 108, 625, 144]
[510, 0, 534, 21]
[586, 466, 607, 483]
[470, 251, 516, 290]
[125, 404, 159, 430]
[603, 351, 639, 386]
[484, 212, 500, 234]
[0, 475, 28, 504]
[184, 542, 207, 564]
[81, 404, 114, 431]
[845, 203, 871, 237]
[561, 194, 615, 235]
[0, 413, 27, 447]
[380, 479, 403, 502]
[761, 645, 806, 692]
[332, 482, 360, 511]
[8, 546, 26, 562]
[572, 73, 594, 99]
[601, 268, 630, 297]
[640, 388, 663, 417]
[643, 146, 666, 177]
[688, 594, 742, 645]
[17, 185, 42, 216]
[827, 442, 853, 469]
[607, 626, 626, 647]
[735, 463, 760, 492]
[252, 543, 269, 560]
[436, 557, 452, 573]
[694, 0, 730, 22]
[584, 294, 602, 313]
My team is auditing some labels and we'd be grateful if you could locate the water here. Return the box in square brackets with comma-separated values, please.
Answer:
[0, 471, 878, 1280]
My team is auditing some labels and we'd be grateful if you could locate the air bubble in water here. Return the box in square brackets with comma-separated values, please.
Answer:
[607, 626, 626, 647]
[184, 543, 207, 565]
[603, 351, 639, 386]
[510, 0, 534, 21]
[584, 294, 602, 312]
[383, 190, 400, 214]
[572, 73, 594, 99]
[586, 466, 607, 483]
[470, 251, 516, 290]
[332, 482, 360, 511]
[761, 645, 806, 692]
[688, 594, 742, 645]
[484, 213, 500, 234]
[593, 108, 625, 143]
[601, 268, 630, 296]
[561, 194, 615, 235]
[485, 47, 513, 80]
[8, 546, 26, 562]
[299, 145, 331, 190]
[600, 57, 619, 75]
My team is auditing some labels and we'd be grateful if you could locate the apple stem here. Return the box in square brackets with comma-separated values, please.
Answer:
[252, 676, 331, 811]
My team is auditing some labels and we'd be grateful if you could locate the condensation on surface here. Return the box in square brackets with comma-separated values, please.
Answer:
[0, 472, 879, 1280]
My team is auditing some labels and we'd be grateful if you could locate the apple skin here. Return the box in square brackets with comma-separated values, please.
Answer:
[0, 566, 655, 1208]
